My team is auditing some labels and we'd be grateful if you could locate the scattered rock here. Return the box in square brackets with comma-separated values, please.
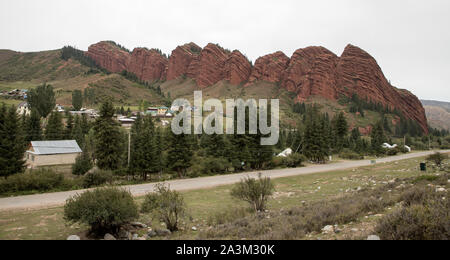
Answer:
[367, 235, 381, 240]
[322, 225, 334, 233]
[131, 222, 148, 229]
[104, 233, 116, 240]
[148, 230, 157, 238]
[118, 229, 131, 240]
[155, 228, 171, 236]
[67, 235, 81, 240]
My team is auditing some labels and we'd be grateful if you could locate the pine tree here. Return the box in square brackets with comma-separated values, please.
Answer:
[371, 120, 387, 155]
[167, 131, 193, 178]
[333, 112, 348, 152]
[65, 113, 74, 139]
[45, 112, 64, 140]
[72, 115, 84, 147]
[72, 90, 83, 111]
[0, 105, 27, 178]
[25, 108, 42, 142]
[93, 100, 125, 170]
[154, 127, 165, 178]
[302, 108, 328, 163]
[72, 145, 93, 175]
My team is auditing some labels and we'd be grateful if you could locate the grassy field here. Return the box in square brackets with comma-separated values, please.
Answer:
[0, 154, 447, 240]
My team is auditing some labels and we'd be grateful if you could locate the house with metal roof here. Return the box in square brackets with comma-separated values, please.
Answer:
[25, 140, 82, 168]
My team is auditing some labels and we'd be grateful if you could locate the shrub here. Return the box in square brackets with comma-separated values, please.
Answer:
[231, 173, 275, 212]
[72, 151, 93, 176]
[201, 157, 231, 175]
[64, 187, 139, 236]
[282, 154, 306, 168]
[267, 157, 285, 169]
[141, 184, 186, 232]
[0, 169, 64, 194]
[340, 149, 364, 160]
[426, 152, 449, 167]
[82, 170, 113, 188]
[386, 148, 399, 156]
[400, 186, 439, 207]
[376, 197, 450, 240]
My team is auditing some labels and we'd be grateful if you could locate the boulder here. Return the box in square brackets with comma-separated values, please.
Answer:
[67, 235, 81, 240]
[367, 235, 381, 240]
[104, 233, 116, 240]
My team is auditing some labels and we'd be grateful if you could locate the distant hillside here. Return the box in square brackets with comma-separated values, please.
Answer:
[421, 100, 450, 130]
[0, 49, 167, 107]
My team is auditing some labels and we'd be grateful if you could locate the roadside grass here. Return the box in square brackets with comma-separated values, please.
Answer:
[0, 154, 447, 240]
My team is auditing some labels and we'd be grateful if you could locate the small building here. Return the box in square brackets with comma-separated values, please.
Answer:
[158, 106, 169, 115]
[118, 117, 135, 128]
[25, 140, 82, 168]
[17, 101, 31, 116]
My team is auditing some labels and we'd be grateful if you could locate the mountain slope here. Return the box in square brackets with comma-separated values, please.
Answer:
[0, 49, 166, 106]
[421, 100, 450, 130]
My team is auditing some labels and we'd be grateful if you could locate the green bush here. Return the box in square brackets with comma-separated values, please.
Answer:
[82, 170, 113, 188]
[0, 169, 64, 194]
[340, 149, 364, 160]
[386, 148, 398, 156]
[72, 151, 93, 176]
[282, 154, 306, 168]
[141, 184, 186, 232]
[64, 187, 139, 236]
[426, 152, 449, 167]
[202, 157, 231, 175]
[231, 173, 275, 212]
[268, 157, 285, 169]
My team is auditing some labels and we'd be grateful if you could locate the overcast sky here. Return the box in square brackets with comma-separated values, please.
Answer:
[1, 0, 449, 101]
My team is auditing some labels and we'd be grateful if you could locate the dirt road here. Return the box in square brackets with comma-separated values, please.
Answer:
[0, 150, 447, 211]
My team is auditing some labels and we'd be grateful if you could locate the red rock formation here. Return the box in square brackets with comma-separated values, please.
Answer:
[85, 41, 427, 133]
[194, 43, 230, 87]
[128, 48, 168, 82]
[86, 41, 130, 73]
[248, 51, 289, 84]
[166, 43, 202, 80]
[224, 50, 252, 85]
[282, 46, 339, 101]
[336, 44, 427, 132]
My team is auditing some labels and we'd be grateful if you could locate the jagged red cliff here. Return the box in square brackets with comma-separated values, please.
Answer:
[85, 41, 428, 133]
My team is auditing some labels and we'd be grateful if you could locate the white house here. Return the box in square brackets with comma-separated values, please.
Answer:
[16, 102, 31, 116]
[26, 140, 82, 168]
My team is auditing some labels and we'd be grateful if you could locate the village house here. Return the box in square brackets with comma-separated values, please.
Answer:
[16, 101, 31, 116]
[25, 140, 82, 168]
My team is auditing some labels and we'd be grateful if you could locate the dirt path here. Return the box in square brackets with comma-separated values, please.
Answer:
[0, 150, 447, 211]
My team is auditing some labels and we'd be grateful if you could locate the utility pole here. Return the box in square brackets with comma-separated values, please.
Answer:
[128, 130, 131, 167]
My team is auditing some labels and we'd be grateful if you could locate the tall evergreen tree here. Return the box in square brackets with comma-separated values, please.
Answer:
[333, 112, 348, 152]
[0, 105, 27, 178]
[45, 112, 64, 140]
[371, 120, 387, 155]
[93, 100, 125, 170]
[167, 131, 193, 178]
[25, 108, 42, 142]
[72, 115, 84, 147]
[72, 90, 83, 111]
[302, 108, 328, 163]
[65, 113, 74, 139]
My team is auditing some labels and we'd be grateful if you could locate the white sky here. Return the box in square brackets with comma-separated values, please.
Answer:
[1, 0, 449, 101]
